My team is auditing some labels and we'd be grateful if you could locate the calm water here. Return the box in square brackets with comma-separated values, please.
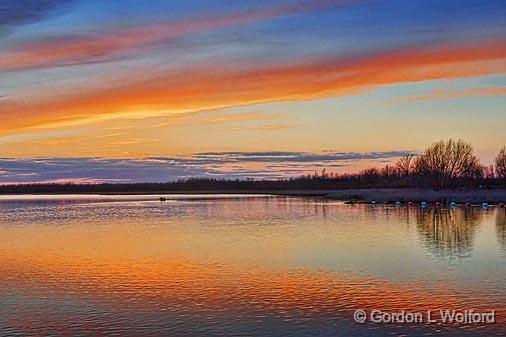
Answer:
[0, 194, 505, 336]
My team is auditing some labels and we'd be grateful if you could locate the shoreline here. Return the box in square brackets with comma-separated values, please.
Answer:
[272, 188, 506, 204]
[0, 188, 505, 204]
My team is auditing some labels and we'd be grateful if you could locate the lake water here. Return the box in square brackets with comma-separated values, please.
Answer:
[0, 194, 505, 336]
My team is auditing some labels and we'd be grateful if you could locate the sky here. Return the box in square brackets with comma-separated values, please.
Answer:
[0, 0, 505, 183]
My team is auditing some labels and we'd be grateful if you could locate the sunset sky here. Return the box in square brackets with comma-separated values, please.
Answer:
[0, 0, 505, 182]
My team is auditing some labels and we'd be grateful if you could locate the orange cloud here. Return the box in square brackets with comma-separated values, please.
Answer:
[157, 110, 271, 128]
[1, 38, 505, 134]
[389, 86, 506, 102]
[224, 124, 295, 131]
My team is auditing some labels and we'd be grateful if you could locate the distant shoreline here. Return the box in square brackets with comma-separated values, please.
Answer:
[272, 188, 506, 204]
[1, 188, 505, 204]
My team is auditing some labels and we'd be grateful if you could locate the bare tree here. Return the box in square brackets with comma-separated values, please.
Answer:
[359, 167, 380, 184]
[482, 164, 495, 179]
[496, 146, 506, 179]
[395, 154, 415, 177]
[414, 139, 481, 190]
[412, 155, 427, 176]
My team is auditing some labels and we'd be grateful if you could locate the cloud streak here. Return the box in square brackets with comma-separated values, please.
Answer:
[0, 0, 73, 28]
[0, 150, 413, 183]
[387, 86, 506, 102]
[0, 0, 355, 72]
[1, 38, 505, 134]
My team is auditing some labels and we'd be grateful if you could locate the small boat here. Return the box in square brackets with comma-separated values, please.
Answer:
[482, 202, 489, 209]
[395, 201, 401, 207]
[421, 201, 428, 208]
[159, 197, 166, 202]
[450, 201, 457, 208]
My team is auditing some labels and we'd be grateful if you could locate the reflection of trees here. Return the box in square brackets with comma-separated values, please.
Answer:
[415, 208, 481, 259]
[496, 209, 506, 250]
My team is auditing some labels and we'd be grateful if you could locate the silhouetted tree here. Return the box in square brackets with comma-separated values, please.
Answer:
[359, 167, 380, 185]
[414, 139, 481, 190]
[482, 164, 495, 179]
[395, 154, 416, 177]
[496, 146, 506, 179]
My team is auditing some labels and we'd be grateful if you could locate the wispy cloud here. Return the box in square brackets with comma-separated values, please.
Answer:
[223, 124, 295, 132]
[183, 151, 415, 164]
[385, 86, 506, 103]
[0, 0, 74, 29]
[0, 150, 413, 183]
[0, 0, 356, 72]
[2, 38, 505, 134]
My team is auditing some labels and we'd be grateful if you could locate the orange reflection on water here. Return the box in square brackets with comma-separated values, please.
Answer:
[1, 199, 506, 336]
[1, 245, 505, 336]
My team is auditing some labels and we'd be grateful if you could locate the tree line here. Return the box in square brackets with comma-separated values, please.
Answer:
[326, 139, 506, 190]
[0, 139, 505, 194]
[387, 139, 505, 190]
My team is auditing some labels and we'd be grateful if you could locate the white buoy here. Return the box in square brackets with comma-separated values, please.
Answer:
[371, 200, 377, 205]
[395, 201, 401, 207]
[482, 202, 489, 209]
[421, 201, 427, 208]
